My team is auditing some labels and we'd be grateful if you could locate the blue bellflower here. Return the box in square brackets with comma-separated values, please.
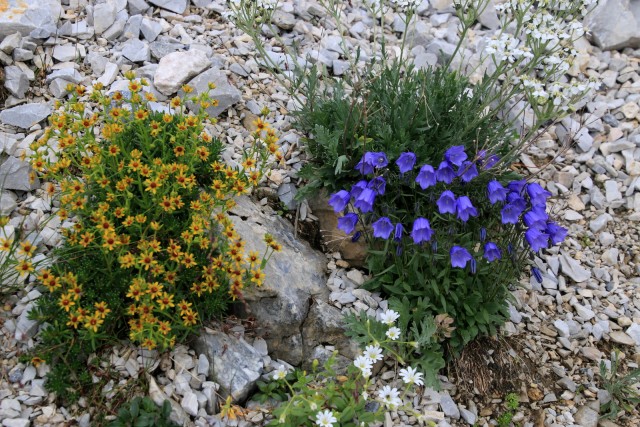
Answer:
[436, 161, 456, 184]
[415, 164, 436, 189]
[354, 188, 376, 213]
[501, 202, 525, 224]
[546, 221, 568, 245]
[350, 180, 368, 199]
[437, 190, 457, 215]
[457, 161, 478, 183]
[396, 152, 417, 174]
[507, 179, 527, 195]
[367, 176, 386, 195]
[394, 223, 404, 242]
[444, 145, 468, 167]
[410, 217, 433, 244]
[526, 182, 552, 207]
[483, 154, 500, 170]
[523, 206, 548, 229]
[455, 196, 478, 222]
[372, 217, 394, 239]
[328, 190, 350, 213]
[355, 158, 374, 175]
[487, 180, 508, 204]
[525, 227, 549, 252]
[483, 242, 501, 262]
[338, 213, 358, 234]
[450, 246, 473, 268]
[368, 152, 388, 169]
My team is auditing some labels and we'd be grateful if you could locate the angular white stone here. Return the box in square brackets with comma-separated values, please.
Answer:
[154, 50, 210, 95]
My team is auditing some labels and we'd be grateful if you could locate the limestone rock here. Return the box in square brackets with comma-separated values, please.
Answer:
[0, 103, 52, 129]
[228, 196, 330, 366]
[92, 2, 117, 35]
[154, 50, 210, 95]
[179, 68, 241, 117]
[4, 65, 29, 98]
[301, 300, 359, 364]
[148, 0, 188, 14]
[584, 0, 640, 50]
[0, 156, 39, 191]
[0, 0, 62, 39]
[193, 330, 263, 403]
[559, 252, 591, 283]
[121, 39, 150, 63]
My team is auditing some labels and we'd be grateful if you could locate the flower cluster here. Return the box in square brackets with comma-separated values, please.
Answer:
[330, 146, 567, 270]
[29, 74, 281, 350]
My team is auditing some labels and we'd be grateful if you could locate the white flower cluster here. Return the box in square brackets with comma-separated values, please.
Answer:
[271, 364, 290, 380]
[315, 409, 338, 427]
[485, 33, 533, 64]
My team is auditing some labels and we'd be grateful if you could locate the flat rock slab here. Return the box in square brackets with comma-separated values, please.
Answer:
[0, 0, 62, 39]
[192, 330, 263, 403]
[0, 103, 52, 129]
[179, 68, 241, 117]
[153, 50, 211, 95]
[148, 0, 188, 14]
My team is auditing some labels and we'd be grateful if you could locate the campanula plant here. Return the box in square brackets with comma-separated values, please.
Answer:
[329, 146, 567, 357]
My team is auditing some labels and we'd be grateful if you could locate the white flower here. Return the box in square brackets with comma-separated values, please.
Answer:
[315, 409, 337, 427]
[378, 309, 400, 325]
[363, 344, 383, 362]
[385, 326, 401, 340]
[362, 391, 369, 401]
[310, 402, 318, 411]
[354, 355, 373, 373]
[377, 385, 401, 408]
[272, 364, 288, 380]
[399, 366, 424, 386]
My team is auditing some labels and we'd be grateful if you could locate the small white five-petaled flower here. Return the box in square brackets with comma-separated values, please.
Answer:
[315, 409, 337, 427]
[399, 366, 424, 386]
[272, 364, 288, 380]
[363, 344, 383, 362]
[385, 326, 401, 340]
[378, 309, 400, 325]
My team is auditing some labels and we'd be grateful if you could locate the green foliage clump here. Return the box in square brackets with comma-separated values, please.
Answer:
[296, 62, 514, 198]
[599, 351, 640, 420]
[108, 397, 178, 427]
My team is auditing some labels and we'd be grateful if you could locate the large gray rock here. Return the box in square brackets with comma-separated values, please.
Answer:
[192, 330, 263, 403]
[148, 0, 188, 14]
[4, 65, 29, 98]
[584, 0, 640, 50]
[121, 39, 150, 63]
[0, 0, 62, 39]
[559, 252, 591, 283]
[0, 103, 52, 129]
[301, 300, 359, 363]
[153, 50, 210, 95]
[228, 196, 330, 366]
[14, 302, 39, 341]
[92, 2, 117, 35]
[0, 156, 40, 191]
[179, 69, 241, 117]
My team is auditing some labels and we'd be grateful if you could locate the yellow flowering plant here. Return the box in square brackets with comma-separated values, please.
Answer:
[26, 73, 281, 401]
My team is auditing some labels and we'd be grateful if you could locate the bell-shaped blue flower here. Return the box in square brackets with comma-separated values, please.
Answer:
[394, 223, 404, 242]
[455, 196, 478, 222]
[328, 190, 350, 213]
[523, 206, 548, 229]
[526, 182, 551, 207]
[501, 202, 525, 224]
[483, 242, 501, 262]
[450, 246, 472, 268]
[457, 161, 478, 183]
[437, 190, 457, 215]
[396, 152, 417, 174]
[372, 217, 394, 239]
[410, 217, 433, 244]
[367, 176, 386, 195]
[350, 180, 368, 199]
[525, 227, 549, 252]
[507, 179, 527, 195]
[337, 213, 358, 234]
[487, 180, 508, 204]
[354, 188, 376, 213]
[436, 161, 456, 184]
[415, 164, 436, 190]
[546, 221, 567, 245]
[444, 145, 467, 167]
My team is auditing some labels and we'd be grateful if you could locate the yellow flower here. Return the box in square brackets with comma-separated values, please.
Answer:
[138, 251, 157, 271]
[102, 232, 120, 251]
[84, 313, 104, 333]
[177, 300, 192, 316]
[144, 178, 161, 194]
[15, 259, 34, 276]
[59, 293, 75, 312]
[181, 309, 198, 326]
[157, 292, 175, 310]
[31, 357, 45, 368]
[135, 214, 147, 224]
[0, 237, 12, 251]
[147, 282, 163, 299]
[94, 301, 111, 319]
[18, 240, 36, 257]
[150, 221, 162, 231]
[126, 282, 144, 302]
[158, 321, 171, 335]
[181, 84, 194, 93]
[119, 252, 136, 268]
